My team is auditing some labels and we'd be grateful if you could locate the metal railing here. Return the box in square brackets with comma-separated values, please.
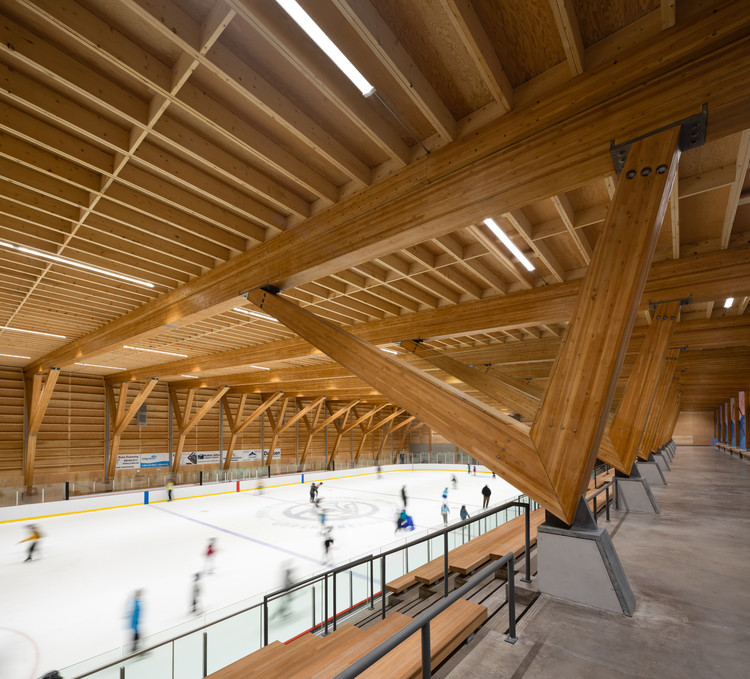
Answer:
[332, 553, 519, 679]
[589, 479, 615, 524]
[67, 495, 537, 679]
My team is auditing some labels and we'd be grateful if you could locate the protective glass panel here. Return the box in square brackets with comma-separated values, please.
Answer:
[206, 606, 262, 674]
[173, 629, 205, 679]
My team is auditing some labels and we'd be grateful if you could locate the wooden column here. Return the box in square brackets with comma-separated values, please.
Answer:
[610, 300, 682, 472]
[299, 399, 358, 465]
[263, 397, 289, 466]
[363, 407, 404, 462]
[530, 127, 680, 521]
[170, 385, 229, 472]
[24, 367, 61, 488]
[382, 415, 415, 463]
[105, 378, 159, 480]
[637, 348, 681, 459]
[221, 392, 283, 469]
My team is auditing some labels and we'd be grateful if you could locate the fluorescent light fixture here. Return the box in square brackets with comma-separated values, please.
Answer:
[380, 347, 398, 355]
[0, 325, 66, 338]
[233, 308, 279, 322]
[0, 353, 31, 359]
[123, 345, 188, 358]
[250, 365, 271, 371]
[724, 297, 734, 308]
[180, 374, 199, 379]
[274, 0, 374, 96]
[482, 218, 535, 272]
[75, 362, 125, 370]
[0, 240, 155, 288]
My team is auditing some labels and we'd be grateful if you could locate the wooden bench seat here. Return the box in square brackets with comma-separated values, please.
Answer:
[487, 508, 545, 561]
[356, 598, 487, 679]
[303, 612, 413, 679]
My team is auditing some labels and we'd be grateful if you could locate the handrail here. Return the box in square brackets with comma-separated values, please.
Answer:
[332, 552, 519, 679]
[72, 494, 536, 678]
[588, 478, 615, 524]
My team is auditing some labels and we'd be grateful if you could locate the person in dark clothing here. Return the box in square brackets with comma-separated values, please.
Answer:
[401, 485, 407, 506]
[190, 573, 201, 614]
[481, 484, 491, 509]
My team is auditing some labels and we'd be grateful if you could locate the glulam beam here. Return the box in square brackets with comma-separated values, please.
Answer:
[24, 368, 60, 488]
[637, 348, 682, 459]
[221, 392, 283, 470]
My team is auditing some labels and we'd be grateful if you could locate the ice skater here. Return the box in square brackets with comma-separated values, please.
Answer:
[166, 479, 174, 501]
[460, 505, 470, 521]
[318, 505, 327, 528]
[19, 524, 42, 562]
[467, 463, 471, 474]
[441, 502, 450, 525]
[128, 590, 143, 652]
[205, 538, 216, 574]
[481, 484, 491, 509]
[473, 465, 477, 475]
[273, 562, 296, 619]
[322, 527, 334, 564]
[451, 474, 457, 489]
[190, 573, 201, 615]
[401, 485, 408, 506]
[309, 482, 321, 502]
[442, 486, 448, 501]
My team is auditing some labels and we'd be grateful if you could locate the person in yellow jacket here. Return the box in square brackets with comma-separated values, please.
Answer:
[19, 524, 42, 562]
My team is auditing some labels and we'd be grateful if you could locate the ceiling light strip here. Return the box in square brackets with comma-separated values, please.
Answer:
[75, 362, 126, 370]
[233, 308, 279, 322]
[0, 353, 31, 359]
[483, 218, 535, 271]
[0, 240, 156, 289]
[123, 345, 188, 358]
[0, 325, 66, 338]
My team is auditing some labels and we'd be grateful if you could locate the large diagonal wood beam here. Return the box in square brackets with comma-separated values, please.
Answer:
[222, 392, 283, 470]
[105, 377, 159, 480]
[611, 301, 682, 472]
[296, 397, 323, 467]
[720, 129, 750, 249]
[28, 5, 750, 375]
[24, 367, 60, 488]
[637, 348, 682, 460]
[530, 127, 680, 521]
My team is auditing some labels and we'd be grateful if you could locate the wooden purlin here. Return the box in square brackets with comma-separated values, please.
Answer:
[23, 368, 60, 488]
[610, 300, 682, 473]
[107, 378, 159, 480]
[637, 348, 682, 459]
[530, 127, 680, 522]
[28, 5, 750, 376]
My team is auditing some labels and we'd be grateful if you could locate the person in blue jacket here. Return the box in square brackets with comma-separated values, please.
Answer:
[129, 590, 143, 652]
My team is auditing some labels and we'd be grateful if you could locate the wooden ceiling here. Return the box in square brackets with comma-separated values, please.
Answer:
[0, 0, 748, 415]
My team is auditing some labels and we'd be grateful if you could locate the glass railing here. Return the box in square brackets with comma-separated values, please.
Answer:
[65, 493, 538, 679]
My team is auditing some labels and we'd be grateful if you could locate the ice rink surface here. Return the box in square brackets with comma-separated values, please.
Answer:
[0, 466, 518, 678]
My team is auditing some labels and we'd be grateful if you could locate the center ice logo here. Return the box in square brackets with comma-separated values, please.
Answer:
[259, 498, 387, 527]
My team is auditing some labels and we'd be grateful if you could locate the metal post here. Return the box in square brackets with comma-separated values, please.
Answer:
[421, 623, 431, 679]
[505, 555, 518, 644]
[605, 485, 611, 523]
[443, 531, 449, 598]
[263, 597, 269, 646]
[120, 667, 125, 679]
[521, 504, 531, 583]
[381, 556, 386, 620]
[202, 631, 208, 677]
[593, 497, 597, 524]
[324, 574, 329, 635]
[370, 561, 374, 609]
[333, 571, 337, 632]
[312, 586, 316, 630]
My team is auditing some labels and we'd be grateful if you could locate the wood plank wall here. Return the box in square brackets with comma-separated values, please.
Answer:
[0, 369, 408, 483]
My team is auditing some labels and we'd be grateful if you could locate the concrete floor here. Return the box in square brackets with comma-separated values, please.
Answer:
[437, 446, 750, 679]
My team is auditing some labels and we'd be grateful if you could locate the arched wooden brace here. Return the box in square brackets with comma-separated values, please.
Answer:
[170, 385, 229, 472]
[327, 404, 387, 469]
[354, 406, 405, 463]
[262, 396, 326, 465]
[391, 420, 419, 463]
[364, 407, 405, 463]
[24, 367, 61, 488]
[248, 127, 680, 524]
[298, 399, 359, 466]
[375, 414, 415, 462]
[221, 392, 284, 470]
[105, 377, 159, 481]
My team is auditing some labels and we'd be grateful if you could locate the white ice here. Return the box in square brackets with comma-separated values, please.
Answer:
[0, 466, 518, 679]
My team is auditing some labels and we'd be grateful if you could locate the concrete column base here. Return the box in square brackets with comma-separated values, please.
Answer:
[615, 476, 660, 514]
[537, 498, 635, 616]
[636, 460, 666, 485]
[653, 451, 671, 472]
